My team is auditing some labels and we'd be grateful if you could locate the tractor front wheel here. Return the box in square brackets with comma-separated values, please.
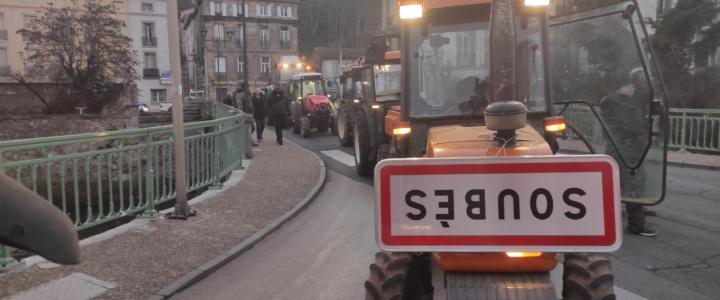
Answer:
[364, 252, 432, 300]
[353, 111, 375, 176]
[300, 117, 312, 138]
[562, 253, 615, 300]
[337, 104, 353, 146]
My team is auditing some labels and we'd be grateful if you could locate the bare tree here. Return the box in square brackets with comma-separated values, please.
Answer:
[298, 0, 382, 55]
[14, 0, 138, 114]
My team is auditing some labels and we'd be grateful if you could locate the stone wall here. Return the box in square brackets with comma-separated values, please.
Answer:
[0, 84, 139, 141]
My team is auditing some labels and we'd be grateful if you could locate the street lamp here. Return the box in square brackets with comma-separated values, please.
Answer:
[201, 29, 233, 100]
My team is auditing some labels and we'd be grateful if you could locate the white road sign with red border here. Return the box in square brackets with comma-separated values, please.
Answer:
[374, 155, 622, 252]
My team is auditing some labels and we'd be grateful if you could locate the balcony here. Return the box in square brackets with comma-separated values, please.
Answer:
[142, 36, 157, 46]
[0, 65, 10, 76]
[280, 39, 290, 49]
[0, 30, 7, 40]
[143, 68, 160, 78]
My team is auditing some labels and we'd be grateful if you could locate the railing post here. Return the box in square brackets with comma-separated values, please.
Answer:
[679, 111, 688, 153]
[142, 132, 157, 217]
[210, 123, 222, 189]
[0, 246, 25, 272]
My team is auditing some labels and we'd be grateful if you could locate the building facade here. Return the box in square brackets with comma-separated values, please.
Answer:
[193, 0, 300, 101]
[131, 0, 172, 107]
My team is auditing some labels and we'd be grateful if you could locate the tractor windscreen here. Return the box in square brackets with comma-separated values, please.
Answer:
[407, 4, 549, 119]
[301, 79, 326, 98]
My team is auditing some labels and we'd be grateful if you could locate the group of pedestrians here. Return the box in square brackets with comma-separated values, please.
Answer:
[226, 81, 291, 146]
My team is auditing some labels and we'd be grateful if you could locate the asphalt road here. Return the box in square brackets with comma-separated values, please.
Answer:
[174, 127, 720, 300]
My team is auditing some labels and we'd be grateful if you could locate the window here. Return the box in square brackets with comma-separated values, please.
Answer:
[151, 89, 167, 102]
[260, 26, 269, 47]
[0, 48, 9, 76]
[237, 57, 244, 73]
[257, 4, 271, 16]
[277, 6, 292, 17]
[215, 56, 226, 73]
[280, 27, 290, 49]
[261, 57, 270, 73]
[209, 2, 225, 16]
[0, 14, 6, 41]
[214, 23, 225, 47]
[113, 1, 122, 10]
[24, 49, 37, 74]
[144, 52, 157, 68]
[143, 23, 156, 46]
[22, 16, 36, 40]
[141, 3, 153, 12]
[233, 3, 248, 16]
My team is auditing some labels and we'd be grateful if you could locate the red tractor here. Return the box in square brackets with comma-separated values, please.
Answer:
[288, 72, 338, 137]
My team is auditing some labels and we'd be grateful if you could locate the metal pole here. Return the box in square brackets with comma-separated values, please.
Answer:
[216, 39, 220, 98]
[167, 0, 190, 218]
[242, 0, 249, 99]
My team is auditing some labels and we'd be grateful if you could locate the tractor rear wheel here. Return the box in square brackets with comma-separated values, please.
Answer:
[364, 252, 432, 300]
[337, 104, 352, 145]
[354, 110, 376, 176]
[562, 253, 615, 300]
[300, 117, 312, 138]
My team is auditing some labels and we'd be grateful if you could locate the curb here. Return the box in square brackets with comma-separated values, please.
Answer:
[148, 147, 328, 300]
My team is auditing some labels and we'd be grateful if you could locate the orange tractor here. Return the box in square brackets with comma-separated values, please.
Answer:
[363, 0, 669, 299]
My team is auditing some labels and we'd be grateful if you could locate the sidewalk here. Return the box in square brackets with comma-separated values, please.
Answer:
[1, 136, 718, 300]
[0, 129, 327, 300]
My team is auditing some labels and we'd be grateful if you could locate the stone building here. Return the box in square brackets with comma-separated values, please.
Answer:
[185, 0, 300, 101]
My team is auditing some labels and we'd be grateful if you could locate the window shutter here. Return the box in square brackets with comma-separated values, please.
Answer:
[245, 4, 249, 16]
[267, 5, 271, 15]
[232, 3, 237, 16]
[256, 5, 260, 16]
[222, 3, 227, 16]
[288, 7, 292, 17]
[209, 2, 215, 15]
[277, 6, 281, 16]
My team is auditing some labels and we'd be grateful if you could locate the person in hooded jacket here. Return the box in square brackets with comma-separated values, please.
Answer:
[251, 88, 267, 142]
[267, 83, 290, 145]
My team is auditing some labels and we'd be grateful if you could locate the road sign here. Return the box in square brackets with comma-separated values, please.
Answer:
[160, 72, 171, 78]
[374, 155, 622, 252]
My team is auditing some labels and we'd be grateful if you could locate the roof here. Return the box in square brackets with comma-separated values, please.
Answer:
[312, 47, 366, 61]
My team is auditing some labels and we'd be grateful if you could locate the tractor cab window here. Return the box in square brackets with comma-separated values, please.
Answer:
[549, 1, 668, 206]
[406, 3, 549, 119]
[374, 64, 401, 100]
[301, 79, 325, 97]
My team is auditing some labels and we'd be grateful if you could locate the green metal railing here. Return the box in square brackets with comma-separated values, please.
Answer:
[557, 105, 720, 153]
[0, 102, 245, 271]
[668, 108, 720, 153]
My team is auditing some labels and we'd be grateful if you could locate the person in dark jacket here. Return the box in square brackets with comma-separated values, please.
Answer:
[600, 77, 657, 237]
[251, 88, 267, 142]
[267, 83, 290, 145]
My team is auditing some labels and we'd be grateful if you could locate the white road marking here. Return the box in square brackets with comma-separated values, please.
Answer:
[321, 150, 356, 167]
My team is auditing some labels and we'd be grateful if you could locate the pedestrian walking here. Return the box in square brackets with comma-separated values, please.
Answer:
[267, 82, 290, 145]
[252, 88, 267, 142]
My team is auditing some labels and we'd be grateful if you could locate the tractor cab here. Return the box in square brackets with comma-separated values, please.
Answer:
[287, 72, 338, 137]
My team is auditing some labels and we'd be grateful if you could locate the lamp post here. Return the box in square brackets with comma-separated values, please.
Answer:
[201, 29, 233, 100]
[241, 0, 249, 100]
